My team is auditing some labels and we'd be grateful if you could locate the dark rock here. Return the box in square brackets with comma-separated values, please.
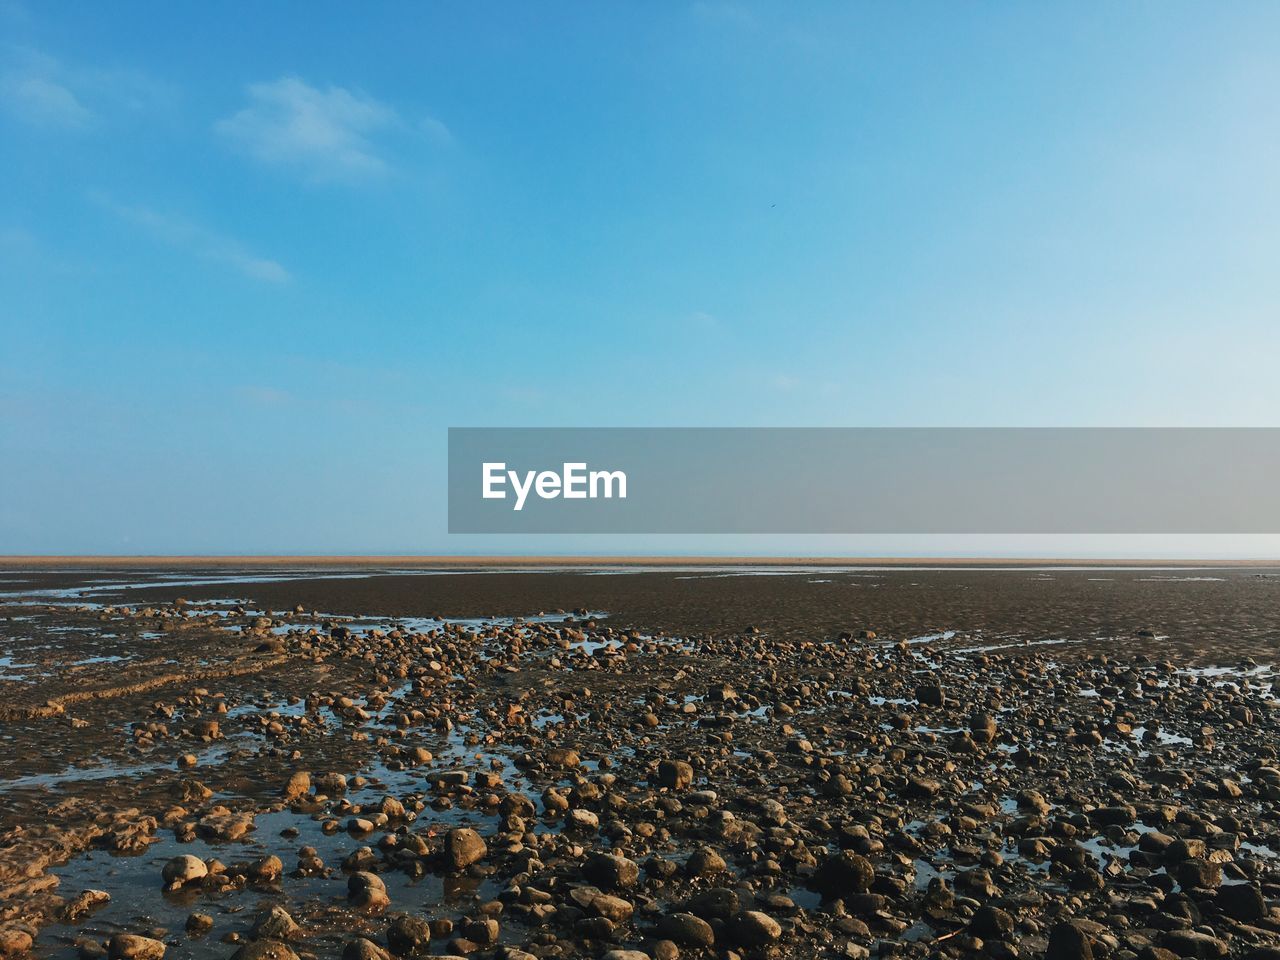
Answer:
[811, 851, 874, 898]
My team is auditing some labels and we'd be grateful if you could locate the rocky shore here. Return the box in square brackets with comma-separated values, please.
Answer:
[1, 566, 1279, 960]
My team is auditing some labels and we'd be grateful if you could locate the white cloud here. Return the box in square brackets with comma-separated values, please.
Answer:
[419, 114, 454, 146]
[1, 46, 175, 129]
[5, 75, 90, 127]
[216, 76, 451, 182]
[217, 77, 402, 182]
[93, 194, 291, 283]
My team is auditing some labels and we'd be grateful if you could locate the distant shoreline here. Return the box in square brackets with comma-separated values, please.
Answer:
[2, 555, 1278, 568]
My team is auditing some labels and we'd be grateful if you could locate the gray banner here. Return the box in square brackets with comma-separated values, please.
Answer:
[447, 428, 1280, 534]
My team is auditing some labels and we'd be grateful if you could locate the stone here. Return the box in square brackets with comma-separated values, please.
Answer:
[1047, 921, 1093, 960]
[915, 684, 945, 706]
[282, 771, 311, 801]
[386, 914, 432, 956]
[685, 887, 739, 921]
[656, 912, 715, 948]
[1217, 883, 1265, 922]
[1173, 859, 1222, 890]
[248, 854, 283, 882]
[1162, 930, 1228, 959]
[583, 852, 640, 890]
[728, 910, 782, 946]
[684, 846, 727, 877]
[811, 851, 874, 898]
[0, 930, 34, 957]
[969, 905, 1014, 940]
[342, 938, 392, 960]
[442, 828, 487, 870]
[348, 871, 390, 911]
[250, 906, 299, 940]
[185, 913, 213, 935]
[230, 943, 299, 960]
[656, 759, 694, 790]
[161, 854, 207, 888]
[108, 935, 166, 960]
[63, 890, 111, 922]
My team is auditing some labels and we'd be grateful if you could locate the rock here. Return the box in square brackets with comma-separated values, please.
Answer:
[969, 905, 1014, 940]
[728, 910, 782, 946]
[1047, 921, 1093, 960]
[248, 854, 283, 882]
[1217, 883, 1266, 922]
[347, 871, 390, 911]
[969, 712, 998, 742]
[1166, 838, 1207, 863]
[442, 828, 487, 870]
[684, 846, 727, 877]
[915, 683, 945, 706]
[342, 939, 392, 960]
[1091, 805, 1136, 826]
[656, 912, 715, 948]
[906, 776, 942, 798]
[1173, 859, 1221, 890]
[108, 935, 166, 960]
[171, 779, 212, 803]
[545, 747, 581, 768]
[583, 852, 640, 890]
[0, 930, 33, 957]
[386, 914, 432, 955]
[183, 914, 213, 939]
[230, 942, 299, 960]
[460, 918, 498, 945]
[282, 771, 311, 801]
[685, 887, 739, 921]
[601, 953, 650, 960]
[315, 772, 348, 795]
[656, 759, 694, 790]
[161, 854, 207, 888]
[541, 787, 570, 814]
[63, 889, 111, 922]
[250, 906, 299, 940]
[1163, 930, 1228, 959]
[811, 851, 874, 898]
[196, 809, 253, 842]
[593, 893, 635, 923]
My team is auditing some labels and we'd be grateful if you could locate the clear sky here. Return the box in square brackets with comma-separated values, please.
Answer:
[3, 2, 1280, 556]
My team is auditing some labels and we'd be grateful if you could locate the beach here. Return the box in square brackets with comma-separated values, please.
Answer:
[1, 562, 1279, 959]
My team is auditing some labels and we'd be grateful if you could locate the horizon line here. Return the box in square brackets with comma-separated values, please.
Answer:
[2, 555, 1279, 568]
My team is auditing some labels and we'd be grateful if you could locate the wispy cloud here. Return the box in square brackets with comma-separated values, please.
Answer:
[1, 46, 175, 130]
[4, 74, 90, 128]
[92, 193, 291, 283]
[216, 76, 451, 182]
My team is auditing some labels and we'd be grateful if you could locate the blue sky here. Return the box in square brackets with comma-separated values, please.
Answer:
[3, 2, 1280, 556]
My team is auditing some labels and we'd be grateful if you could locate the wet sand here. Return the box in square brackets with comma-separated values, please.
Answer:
[2, 563, 1280, 960]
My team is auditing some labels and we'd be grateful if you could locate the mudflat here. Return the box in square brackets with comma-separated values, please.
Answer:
[1, 563, 1279, 960]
